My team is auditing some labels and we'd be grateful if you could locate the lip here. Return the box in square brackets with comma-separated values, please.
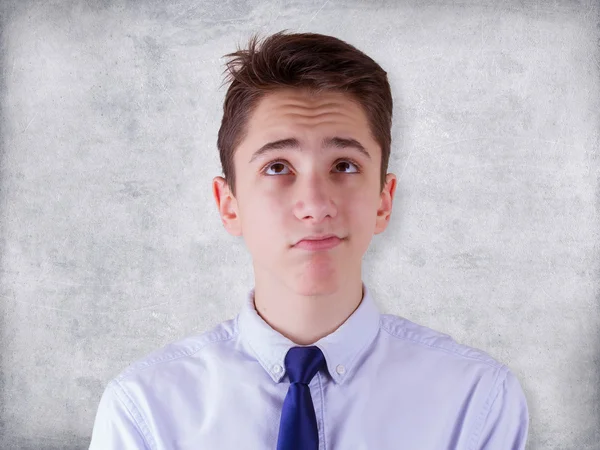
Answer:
[294, 236, 343, 251]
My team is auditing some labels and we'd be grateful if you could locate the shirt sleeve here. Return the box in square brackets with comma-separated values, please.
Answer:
[88, 379, 151, 450]
[472, 367, 530, 450]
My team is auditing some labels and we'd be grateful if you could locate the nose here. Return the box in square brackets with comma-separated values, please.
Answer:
[293, 173, 337, 223]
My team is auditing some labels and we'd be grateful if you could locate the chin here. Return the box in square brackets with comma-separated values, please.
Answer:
[292, 271, 340, 296]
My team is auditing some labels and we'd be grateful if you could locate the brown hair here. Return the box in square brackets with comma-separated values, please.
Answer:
[217, 30, 393, 198]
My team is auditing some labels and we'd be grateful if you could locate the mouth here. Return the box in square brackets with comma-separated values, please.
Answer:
[293, 235, 343, 251]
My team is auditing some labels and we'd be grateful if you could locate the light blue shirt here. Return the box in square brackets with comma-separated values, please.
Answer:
[89, 282, 529, 449]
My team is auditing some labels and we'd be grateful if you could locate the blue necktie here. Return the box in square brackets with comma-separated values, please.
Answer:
[276, 346, 326, 450]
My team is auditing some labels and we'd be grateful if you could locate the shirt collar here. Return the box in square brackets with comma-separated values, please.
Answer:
[237, 281, 381, 385]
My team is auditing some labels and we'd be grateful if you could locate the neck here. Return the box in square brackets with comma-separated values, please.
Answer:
[252, 270, 364, 346]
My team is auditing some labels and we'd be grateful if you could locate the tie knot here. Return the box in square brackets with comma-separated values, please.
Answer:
[284, 346, 325, 385]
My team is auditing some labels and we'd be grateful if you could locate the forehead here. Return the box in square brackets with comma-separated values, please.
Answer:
[245, 88, 372, 135]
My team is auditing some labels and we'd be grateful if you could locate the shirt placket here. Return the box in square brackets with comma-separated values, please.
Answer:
[310, 371, 327, 450]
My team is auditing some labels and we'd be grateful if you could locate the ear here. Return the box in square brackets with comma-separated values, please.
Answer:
[212, 176, 242, 237]
[374, 173, 397, 235]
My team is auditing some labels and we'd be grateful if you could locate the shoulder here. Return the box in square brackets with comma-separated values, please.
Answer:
[114, 316, 239, 383]
[379, 314, 529, 447]
[379, 313, 504, 370]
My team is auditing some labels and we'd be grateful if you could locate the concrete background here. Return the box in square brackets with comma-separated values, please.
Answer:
[1, 0, 598, 448]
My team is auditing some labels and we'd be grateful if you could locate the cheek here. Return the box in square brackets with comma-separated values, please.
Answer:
[347, 197, 379, 238]
[240, 193, 286, 247]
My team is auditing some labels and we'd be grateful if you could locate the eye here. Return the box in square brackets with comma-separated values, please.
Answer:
[263, 160, 290, 175]
[333, 160, 360, 173]
[262, 159, 361, 176]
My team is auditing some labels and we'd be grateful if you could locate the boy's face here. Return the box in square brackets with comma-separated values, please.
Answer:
[213, 88, 396, 296]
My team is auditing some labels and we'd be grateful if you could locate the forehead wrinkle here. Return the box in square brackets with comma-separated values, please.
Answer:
[270, 101, 350, 110]
[262, 101, 357, 112]
[258, 94, 364, 115]
[278, 112, 360, 123]
[260, 105, 365, 123]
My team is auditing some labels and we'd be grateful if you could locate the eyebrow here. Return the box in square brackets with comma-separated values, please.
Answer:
[249, 136, 372, 163]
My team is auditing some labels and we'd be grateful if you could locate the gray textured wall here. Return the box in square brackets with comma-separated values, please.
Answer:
[1, 0, 599, 449]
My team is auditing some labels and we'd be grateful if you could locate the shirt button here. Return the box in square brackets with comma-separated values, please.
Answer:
[336, 364, 346, 375]
[273, 364, 282, 374]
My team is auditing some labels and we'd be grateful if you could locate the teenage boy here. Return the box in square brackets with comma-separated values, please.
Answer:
[89, 30, 529, 449]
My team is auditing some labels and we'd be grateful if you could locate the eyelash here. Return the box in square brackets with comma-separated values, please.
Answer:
[261, 158, 362, 175]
